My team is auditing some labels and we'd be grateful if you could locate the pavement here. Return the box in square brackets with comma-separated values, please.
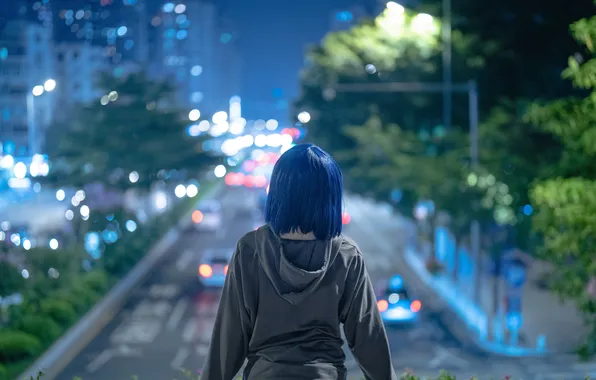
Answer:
[46, 187, 587, 380]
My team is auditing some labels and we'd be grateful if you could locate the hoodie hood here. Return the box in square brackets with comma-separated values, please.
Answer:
[255, 225, 343, 305]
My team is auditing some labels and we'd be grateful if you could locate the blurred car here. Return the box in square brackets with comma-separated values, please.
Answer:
[198, 248, 234, 287]
[192, 200, 222, 231]
[376, 275, 422, 325]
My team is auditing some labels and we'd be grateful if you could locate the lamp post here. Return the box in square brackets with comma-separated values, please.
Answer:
[27, 79, 56, 156]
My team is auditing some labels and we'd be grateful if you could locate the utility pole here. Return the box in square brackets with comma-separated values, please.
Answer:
[442, 0, 452, 130]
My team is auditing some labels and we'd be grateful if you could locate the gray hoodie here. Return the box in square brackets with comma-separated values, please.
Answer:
[200, 225, 397, 380]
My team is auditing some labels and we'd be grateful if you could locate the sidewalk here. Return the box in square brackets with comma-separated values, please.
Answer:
[403, 226, 587, 356]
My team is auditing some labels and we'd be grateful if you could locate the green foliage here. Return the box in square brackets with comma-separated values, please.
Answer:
[529, 8, 596, 357]
[0, 261, 25, 297]
[0, 331, 41, 362]
[39, 299, 78, 327]
[44, 71, 221, 192]
[17, 316, 62, 345]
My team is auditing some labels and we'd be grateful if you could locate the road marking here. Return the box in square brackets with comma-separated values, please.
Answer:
[86, 350, 113, 373]
[131, 300, 172, 319]
[110, 319, 162, 344]
[148, 284, 179, 299]
[167, 298, 189, 330]
[176, 250, 194, 271]
[182, 318, 199, 342]
[171, 347, 190, 369]
[197, 343, 210, 356]
[428, 347, 468, 369]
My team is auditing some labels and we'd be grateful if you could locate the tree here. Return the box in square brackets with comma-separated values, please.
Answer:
[45, 71, 221, 192]
[295, 7, 482, 193]
[527, 9, 596, 357]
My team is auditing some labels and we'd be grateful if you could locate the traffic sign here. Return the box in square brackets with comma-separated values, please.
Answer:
[505, 261, 526, 288]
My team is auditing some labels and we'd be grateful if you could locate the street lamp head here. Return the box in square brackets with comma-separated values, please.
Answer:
[44, 79, 56, 92]
[32, 85, 44, 96]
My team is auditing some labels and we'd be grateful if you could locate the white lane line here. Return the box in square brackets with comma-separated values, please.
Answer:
[170, 347, 189, 369]
[428, 347, 469, 369]
[182, 318, 199, 342]
[86, 350, 114, 373]
[166, 298, 189, 330]
[176, 250, 194, 271]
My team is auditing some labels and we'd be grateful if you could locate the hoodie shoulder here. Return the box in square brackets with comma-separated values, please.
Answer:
[338, 235, 362, 259]
[237, 228, 259, 254]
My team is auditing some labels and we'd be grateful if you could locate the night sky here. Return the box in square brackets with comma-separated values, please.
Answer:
[222, 0, 360, 114]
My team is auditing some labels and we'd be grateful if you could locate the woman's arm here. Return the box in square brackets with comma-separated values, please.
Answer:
[200, 246, 251, 380]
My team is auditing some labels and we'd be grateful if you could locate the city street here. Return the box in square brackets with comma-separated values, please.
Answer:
[54, 186, 549, 380]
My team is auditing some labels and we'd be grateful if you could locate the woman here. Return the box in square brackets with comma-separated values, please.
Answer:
[200, 143, 397, 380]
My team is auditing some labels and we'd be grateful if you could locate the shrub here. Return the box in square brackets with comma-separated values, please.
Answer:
[0, 330, 41, 362]
[39, 299, 77, 327]
[17, 315, 62, 345]
[81, 271, 109, 294]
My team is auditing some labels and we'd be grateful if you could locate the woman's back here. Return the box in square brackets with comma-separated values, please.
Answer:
[199, 144, 397, 380]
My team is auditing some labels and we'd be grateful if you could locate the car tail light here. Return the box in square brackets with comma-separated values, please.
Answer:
[342, 212, 351, 225]
[377, 299, 388, 312]
[224, 265, 229, 275]
[192, 210, 203, 224]
[199, 264, 213, 278]
[410, 300, 422, 312]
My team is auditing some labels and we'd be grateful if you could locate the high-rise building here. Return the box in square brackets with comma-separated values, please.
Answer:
[0, 21, 56, 156]
[15, 0, 149, 72]
[152, 1, 241, 114]
[54, 42, 107, 108]
[216, 16, 242, 108]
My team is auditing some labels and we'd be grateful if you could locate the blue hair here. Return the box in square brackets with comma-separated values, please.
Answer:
[265, 143, 343, 240]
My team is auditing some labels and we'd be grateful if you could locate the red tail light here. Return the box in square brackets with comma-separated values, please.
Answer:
[342, 212, 351, 225]
[410, 300, 422, 312]
[377, 299, 388, 312]
[199, 264, 213, 278]
[192, 210, 204, 224]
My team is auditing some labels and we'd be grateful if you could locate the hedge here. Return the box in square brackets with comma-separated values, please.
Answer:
[25, 369, 580, 380]
[1, 182, 215, 380]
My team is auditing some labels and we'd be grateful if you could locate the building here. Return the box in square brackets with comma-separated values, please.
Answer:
[41, 0, 149, 69]
[54, 42, 106, 108]
[151, 1, 241, 115]
[216, 16, 242, 109]
[0, 21, 56, 156]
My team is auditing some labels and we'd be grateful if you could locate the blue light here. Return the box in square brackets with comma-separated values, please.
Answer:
[220, 33, 232, 44]
[164, 28, 176, 38]
[0, 48, 7, 60]
[176, 14, 187, 24]
[117, 26, 127, 36]
[176, 30, 187, 40]
[522, 204, 533, 216]
[162, 2, 175, 12]
[124, 39, 134, 50]
[389, 275, 403, 290]
[336, 11, 353, 22]
[187, 124, 201, 137]
[125, 220, 137, 232]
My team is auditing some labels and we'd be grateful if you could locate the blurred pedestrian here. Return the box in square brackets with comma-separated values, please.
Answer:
[200, 143, 397, 380]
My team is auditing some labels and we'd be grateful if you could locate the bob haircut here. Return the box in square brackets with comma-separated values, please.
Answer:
[265, 143, 343, 240]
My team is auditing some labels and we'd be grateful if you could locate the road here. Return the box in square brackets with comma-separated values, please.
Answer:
[54, 186, 576, 380]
